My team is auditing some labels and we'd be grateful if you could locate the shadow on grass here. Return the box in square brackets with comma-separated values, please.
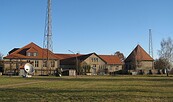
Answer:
[0, 87, 172, 102]
[1, 76, 173, 101]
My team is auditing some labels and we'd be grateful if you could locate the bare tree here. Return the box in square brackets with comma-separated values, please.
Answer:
[158, 37, 173, 76]
[0, 52, 3, 60]
[0, 52, 3, 71]
[114, 51, 125, 61]
[154, 58, 170, 70]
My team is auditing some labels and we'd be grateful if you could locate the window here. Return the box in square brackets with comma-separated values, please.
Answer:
[34, 60, 39, 67]
[92, 64, 96, 68]
[91, 58, 94, 62]
[51, 60, 55, 67]
[99, 65, 102, 69]
[95, 58, 98, 62]
[27, 52, 31, 56]
[27, 52, 38, 56]
[33, 52, 38, 56]
[91, 58, 98, 62]
[43, 60, 47, 67]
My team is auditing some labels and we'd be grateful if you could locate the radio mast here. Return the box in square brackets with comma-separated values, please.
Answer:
[149, 29, 153, 58]
[42, 0, 53, 75]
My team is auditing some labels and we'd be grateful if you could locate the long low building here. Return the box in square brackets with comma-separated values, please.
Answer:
[3, 42, 124, 76]
[56, 53, 123, 75]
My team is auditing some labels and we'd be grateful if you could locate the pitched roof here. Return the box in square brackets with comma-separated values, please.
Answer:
[8, 48, 19, 54]
[60, 53, 98, 65]
[99, 55, 123, 65]
[26, 47, 38, 52]
[4, 42, 57, 59]
[60, 53, 123, 65]
[125, 44, 154, 62]
[55, 53, 82, 60]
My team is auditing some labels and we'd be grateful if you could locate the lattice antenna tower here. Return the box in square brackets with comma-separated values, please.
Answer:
[149, 29, 153, 58]
[43, 0, 53, 75]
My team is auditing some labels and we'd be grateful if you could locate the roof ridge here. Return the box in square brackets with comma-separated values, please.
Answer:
[4, 42, 58, 59]
[125, 44, 154, 62]
[15, 42, 40, 54]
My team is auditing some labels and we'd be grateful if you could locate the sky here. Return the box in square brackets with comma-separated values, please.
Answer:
[1, 0, 173, 59]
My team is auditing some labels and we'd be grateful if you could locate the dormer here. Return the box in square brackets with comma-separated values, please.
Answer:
[26, 47, 38, 57]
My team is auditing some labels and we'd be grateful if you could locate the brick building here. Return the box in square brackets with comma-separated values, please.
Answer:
[3, 42, 59, 75]
[124, 44, 154, 74]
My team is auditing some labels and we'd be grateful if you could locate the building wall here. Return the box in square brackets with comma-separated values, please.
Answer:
[60, 65, 75, 70]
[36, 59, 60, 75]
[60, 54, 123, 75]
[140, 61, 153, 69]
[81, 54, 106, 75]
[3, 58, 60, 75]
[3, 59, 21, 75]
[125, 60, 154, 74]
[125, 60, 153, 70]
[106, 64, 123, 73]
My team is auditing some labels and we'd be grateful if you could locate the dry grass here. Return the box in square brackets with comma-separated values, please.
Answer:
[0, 75, 173, 102]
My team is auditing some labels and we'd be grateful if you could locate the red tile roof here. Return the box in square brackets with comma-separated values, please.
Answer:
[26, 47, 38, 53]
[125, 44, 154, 62]
[59, 53, 95, 65]
[55, 53, 82, 60]
[60, 53, 123, 65]
[4, 42, 57, 59]
[99, 55, 123, 65]
[4, 42, 124, 65]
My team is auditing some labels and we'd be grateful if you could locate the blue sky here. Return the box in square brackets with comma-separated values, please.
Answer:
[1, 0, 173, 59]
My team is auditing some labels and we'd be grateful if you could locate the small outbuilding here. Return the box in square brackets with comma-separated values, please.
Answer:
[124, 44, 154, 74]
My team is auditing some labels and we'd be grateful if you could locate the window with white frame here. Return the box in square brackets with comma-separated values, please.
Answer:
[34, 60, 39, 67]
[33, 52, 38, 56]
[43, 60, 47, 67]
[27, 52, 31, 56]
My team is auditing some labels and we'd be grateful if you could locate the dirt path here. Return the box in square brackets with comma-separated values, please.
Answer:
[0, 81, 45, 88]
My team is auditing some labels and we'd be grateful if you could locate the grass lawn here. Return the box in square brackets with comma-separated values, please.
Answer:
[0, 75, 173, 102]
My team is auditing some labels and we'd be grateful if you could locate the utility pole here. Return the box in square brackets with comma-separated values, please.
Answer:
[68, 50, 78, 78]
[42, 0, 53, 75]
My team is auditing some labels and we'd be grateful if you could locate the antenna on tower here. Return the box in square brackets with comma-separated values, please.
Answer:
[42, 0, 53, 75]
[149, 29, 153, 58]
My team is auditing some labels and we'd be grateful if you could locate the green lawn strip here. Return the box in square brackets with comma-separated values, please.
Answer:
[0, 76, 173, 102]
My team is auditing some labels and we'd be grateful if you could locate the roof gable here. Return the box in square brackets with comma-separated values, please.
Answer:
[125, 44, 154, 62]
[78, 53, 110, 64]
[60, 53, 107, 65]
[78, 53, 98, 61]
[4, 42, 57, 59]
[27, 47, 38, 53]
